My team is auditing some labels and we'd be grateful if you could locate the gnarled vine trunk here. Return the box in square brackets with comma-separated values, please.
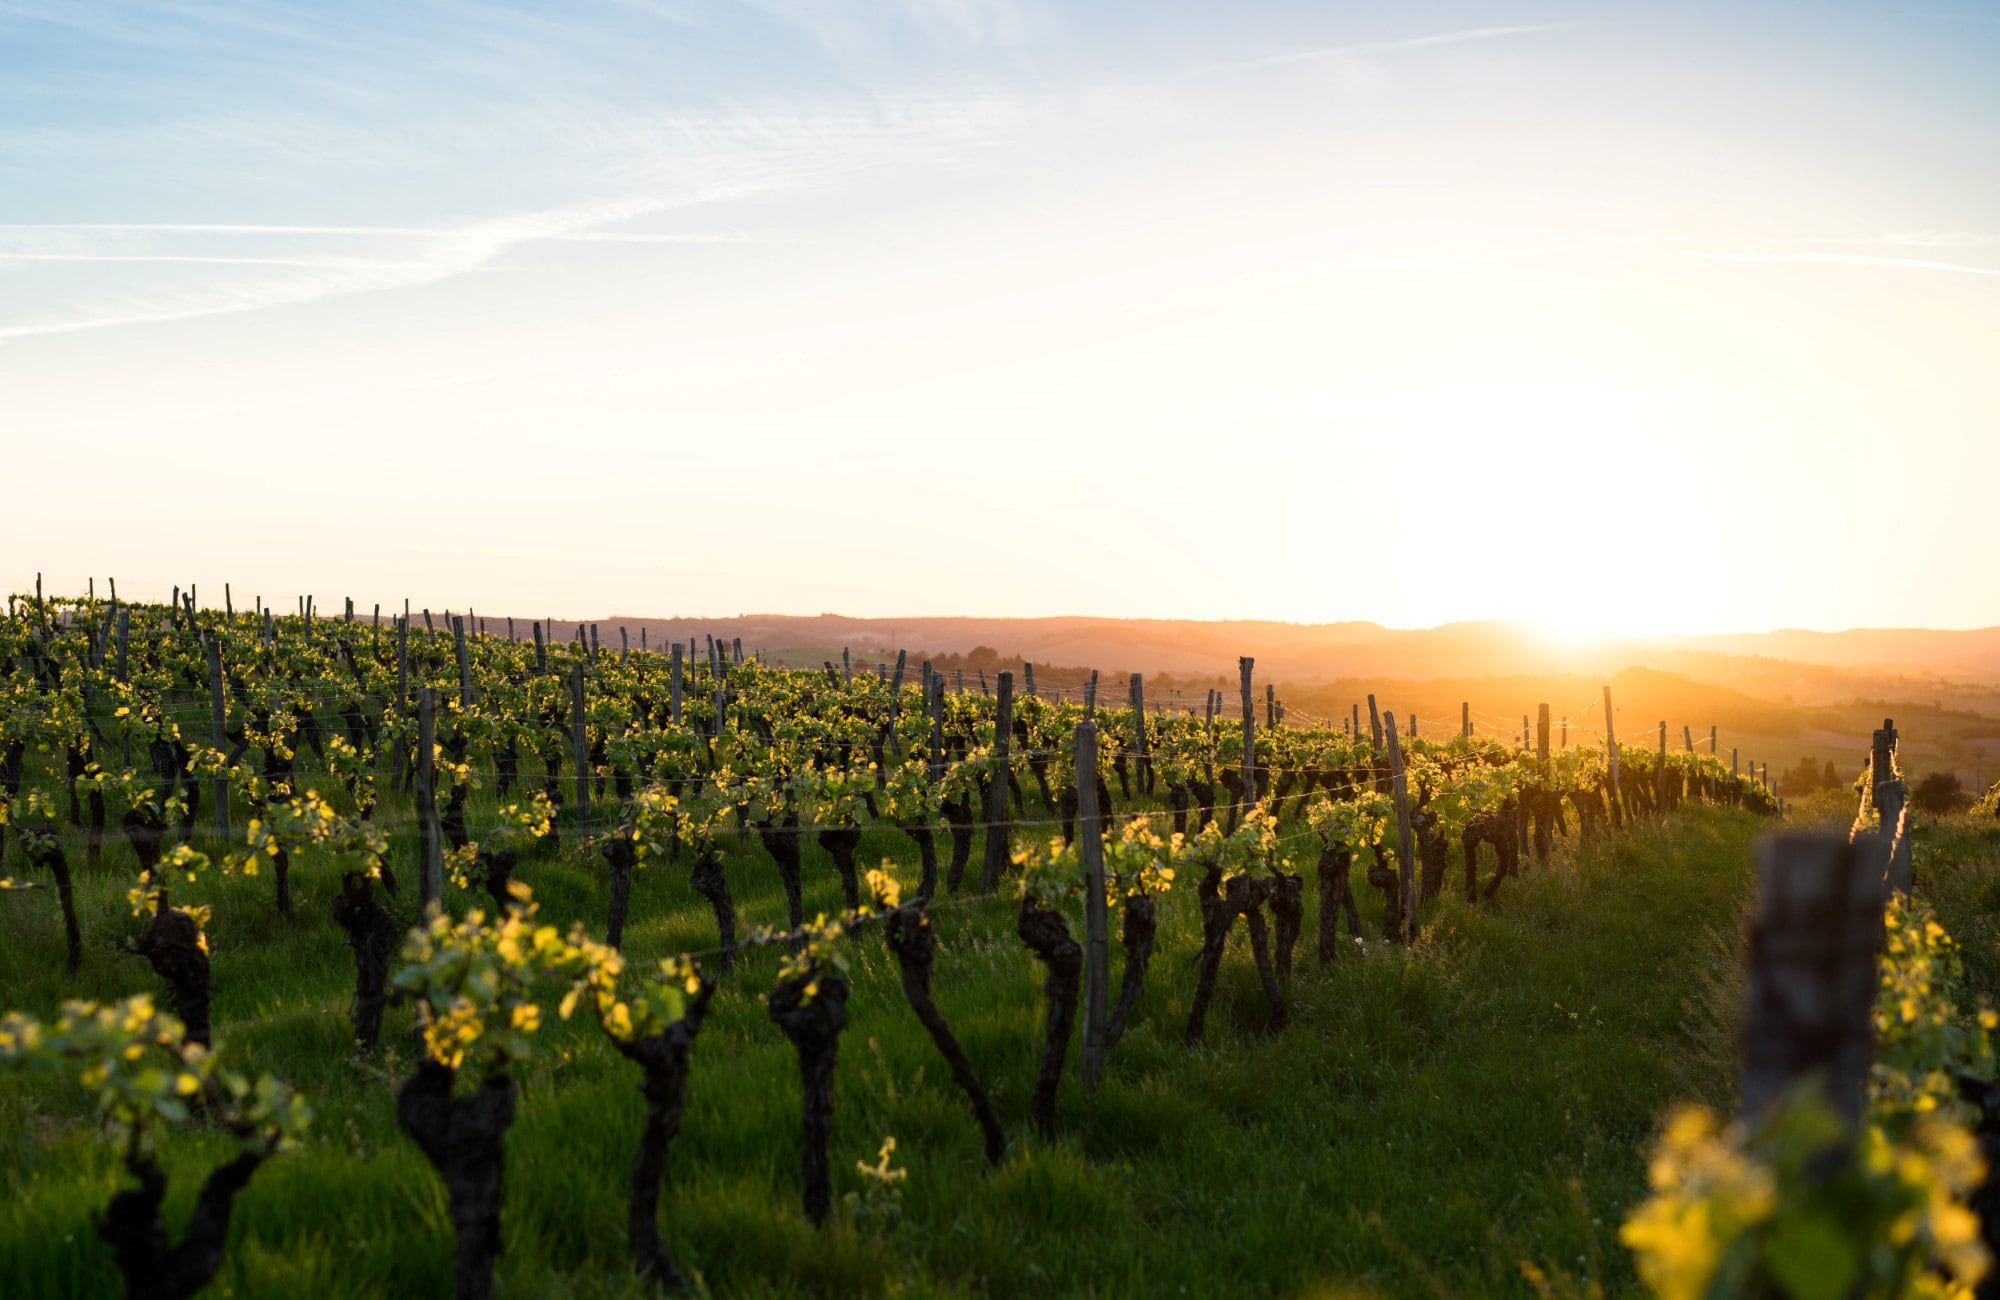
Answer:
[885, 903, 1005, 1165]
[97, 1148, 269, 1300]
[1017, 898, 1081, 1138]
[396, 1062, 518, 1300]
[767, 968, 850, 1225]
[330, 872, 395, 1050]
[614, 984, 715, 1289]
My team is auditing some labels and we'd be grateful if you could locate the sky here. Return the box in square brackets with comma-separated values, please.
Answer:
[2, 1, 1997, 636]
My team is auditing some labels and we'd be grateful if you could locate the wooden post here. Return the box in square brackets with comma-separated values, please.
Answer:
[1732, 747, 1740, 779]
[1077, 720, 1110, 1089]
[1385, 712, 1417, 942]
[732, 637, 743, 665]
[453, 616, 472, 709]
[1265, 682, 1276, 729]
[1523, 714, 1531, 748]
[1657, 720, 1668, 813]
[1024, 662, 1037, 697]
[417, 687, 443, 914]
[533, 620, 546, 672]
[1603, 685, 1622, 830]
[1462, 702, 1471, 739]
[571, 662, 590, 836]
[1239, 657, 1256, 809]
[843, 647, 852, 683]
[926, 671, 947, 785]
[1537, 703, 1551, 773]
[1366, 694, 1383, 753]
[396, 616, 409, 714]
[670, 644, 684, 723]
[1130, 673, 1149, 792]
[205, 639, 230, 844]
[1871, 719, 1911, 892]
[620, 626, 629, 660]
[978, 671, 1015, 892]
[224, 583, 232, 619]
[1683, 724, 1695, 754]
[116, 608, 130, 682]
[1741, 832, 1889, 1124]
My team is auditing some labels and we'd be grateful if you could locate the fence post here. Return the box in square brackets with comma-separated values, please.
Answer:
[1130, 673, 1150, 794]
[453, 616, 473, 709]
[1657, 720, 1668, 813]
[1462, 701, 1471, 738]
[1024, 662, 1037, 698]
[571, 662, 590, 836]
[205, 639, 230, 844]
[1537, 703, 1550, 773]
[417, 687, 443, 914]
[1741, 831, 1889, 1124]
[670, 644, 684, 724]
[1603, 686, 1622, 831]
[1240, 657, 1256, 809]
[1077, 720, 1109, 1089]
[396, 616, 409, 715]
[979, 671, 1015, 892]
[1385, 712, 1417, 943]
[1871, 719, 1912, 892]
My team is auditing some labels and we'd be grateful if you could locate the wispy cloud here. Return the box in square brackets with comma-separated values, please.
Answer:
[0, 251, 432, 269]
[1684, 250, 2000, 278]
[0, 189, 754, 342]
[1189, 21, 1584, 78]
[1299, 247, 1561, 275]
[0, 222, 802, 244]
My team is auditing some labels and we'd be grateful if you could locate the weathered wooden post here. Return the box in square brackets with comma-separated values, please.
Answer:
[1130, 673, 1150, 794]
[1603, 686, 1622, 831]
[416, 688, 443, 913]
[1870, 719, 1911, 892]
[670, 644, 683, 724]
[1741, 832, 1889, 1124]
[571, 662, 590, 836]
[453, 616, 473, 709]
[1462, 702, 1471, 739]
[1385, 712, 1417, 943]
[978, 671, 1014, 892]
[1024, 662, 1037, 698]
[1657, 720, 1668, 813]
[1077, 720, 1109, 1089]
[396, 616, 409, 714]
[205, 639, 230, 844]
[1240, 657, 1256, 810]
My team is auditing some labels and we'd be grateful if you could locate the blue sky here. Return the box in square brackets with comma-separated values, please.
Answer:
[3, 2, 1998, 632]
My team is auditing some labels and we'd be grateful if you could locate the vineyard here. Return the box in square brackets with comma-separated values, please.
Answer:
[0, 586, 1854, 1298]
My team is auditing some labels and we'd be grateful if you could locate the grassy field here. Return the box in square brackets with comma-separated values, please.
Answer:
[0, 803, 1771, 1298]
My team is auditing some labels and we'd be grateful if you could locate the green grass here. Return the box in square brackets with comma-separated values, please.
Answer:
[0, 803, 1765, 1298]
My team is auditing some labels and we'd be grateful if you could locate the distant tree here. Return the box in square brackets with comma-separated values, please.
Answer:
[1822, 760, 1839, 790]
[965, 646, 999, 667]
[1779, 757, 1829, 797]
[1911, 772, 1970, 816]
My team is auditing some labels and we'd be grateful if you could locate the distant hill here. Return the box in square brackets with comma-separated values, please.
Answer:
[486, 611, 2000, 793]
